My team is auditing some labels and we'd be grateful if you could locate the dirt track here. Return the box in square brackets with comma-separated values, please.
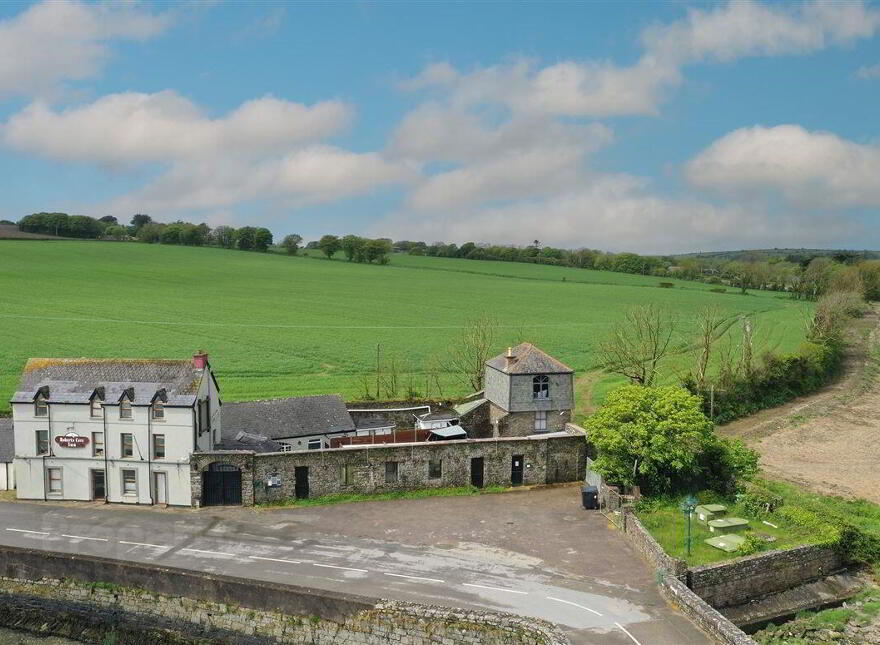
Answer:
[718, 309, 880, 503]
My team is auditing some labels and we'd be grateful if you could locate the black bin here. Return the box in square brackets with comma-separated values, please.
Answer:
[582, 485, 599, 510]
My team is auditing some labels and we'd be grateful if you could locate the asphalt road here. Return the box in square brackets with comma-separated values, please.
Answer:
[0, 488, 711, 645]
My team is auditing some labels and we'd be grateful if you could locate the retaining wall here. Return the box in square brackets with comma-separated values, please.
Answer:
[0, 545, 568, 645]
[621, 508, 688, 579]
[192, 427, 587, 506]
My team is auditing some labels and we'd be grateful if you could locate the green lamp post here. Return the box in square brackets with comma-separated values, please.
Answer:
[680, 495, 698, 556]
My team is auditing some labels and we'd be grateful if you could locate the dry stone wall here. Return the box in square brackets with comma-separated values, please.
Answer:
[192, 428, 587, 506]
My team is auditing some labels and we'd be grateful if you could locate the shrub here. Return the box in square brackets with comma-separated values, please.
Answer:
[738, 533, 769, 556]
[739, 488, 784, 516]
[658, 282, 674, 288]
[709, 287, 727, 293]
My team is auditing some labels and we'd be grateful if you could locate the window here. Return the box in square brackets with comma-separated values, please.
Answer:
[153, 434, 165, 459]
[92, 432, 104, 457]
[35, 430, 49, 456]
[280, 444, 293, 453]
[122, 469, 137, 496]
[90, 398, 103, 418]
[121, 433, 133, 458]
[374, 428, 392, 436]
[307, 439, 322, 450]
[34, 395, 48, 417]
[119, 399, 132, 419]
[533, 375, 550, 399]
[47, 468, 62, 494]
[385, 461, 398, 484]
[428, 460, 442, 480]
[341, 464, 354, 486]
[151, 402, 164, 420]
[355, 429, 371, 437]
[534, 410, 548, 432]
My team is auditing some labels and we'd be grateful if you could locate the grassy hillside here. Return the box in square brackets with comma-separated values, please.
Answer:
[0, 242, 813, 415]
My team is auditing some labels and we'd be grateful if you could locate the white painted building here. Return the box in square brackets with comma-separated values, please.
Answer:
[11, 353, 220, 506]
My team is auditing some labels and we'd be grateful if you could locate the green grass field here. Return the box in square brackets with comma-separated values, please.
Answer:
[0, 241, 813, 415]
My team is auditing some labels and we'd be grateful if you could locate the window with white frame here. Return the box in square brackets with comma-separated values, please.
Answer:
[34, 395, 48, 417]
[151, 401, 164, 420]
[532, 375, 550, 399]
[47, 468, 62, 494]
[119, 398, 132, 419]
[90, 397, 103, 418]
[153, 434, 165, 459]
[534, 410, 548, 432]
[35, 430, 49, 456]
[122, 469, 137, 496]
[92, 432, 104, 457]
[307, 439, 322, 450]
[121, 433, 134, 458]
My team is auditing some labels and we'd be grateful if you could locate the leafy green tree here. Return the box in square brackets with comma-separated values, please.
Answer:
[130, 214, 152, 232]
[99, 215, 118, 225]
[254, 227, 273, 251]
[586, 385, 715, 493]
[103, 225, 127, 240]
[213, 226, 237, 249]
[318, 234, 341, 259]
[281, 234, 303, 255]
[136, 222, 164, 243]
[236, 226, 257, 250]
[365, 238, 392, 264]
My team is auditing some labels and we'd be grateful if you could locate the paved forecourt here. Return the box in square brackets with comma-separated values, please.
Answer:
[0, 485, 710, 645]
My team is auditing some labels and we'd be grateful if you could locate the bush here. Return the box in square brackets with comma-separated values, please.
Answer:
[738, 533, 770, 556]
[739, 488, 784, 516]
[658, 282, 674, 288]
[709, 287, 727, 293]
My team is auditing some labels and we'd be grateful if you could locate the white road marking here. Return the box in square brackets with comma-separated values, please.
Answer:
[615, 621, 643, 645]
[119, 541, 169, 549]
[62, 534, 108, 542]
[384, 573, 445, 584]
[313, 563, 368, 573]
[546, 596, 603, 616]
[249, 556, 302, 565]
[6, 528, 49, 536]
[181, 548, 235, 557]
[462, 583, 528, 595]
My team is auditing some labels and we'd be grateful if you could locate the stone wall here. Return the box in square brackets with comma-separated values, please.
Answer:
[192, 428, 587, 506]
[0, 546, 568, 645]
[687, 544, 846, 609]
[621, 508, 688, 579]
[659, 577, 757, 645]
[489, 403, 571, 438]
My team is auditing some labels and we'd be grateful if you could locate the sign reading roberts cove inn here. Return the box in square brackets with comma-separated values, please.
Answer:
[54, 433, 89, 449]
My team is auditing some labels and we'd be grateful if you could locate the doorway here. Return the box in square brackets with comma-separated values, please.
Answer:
[91, 470, 105, 501]
[511, 455, 524, 486]
[470, 457, 484, 488]
[154, 472, 168, 505]
[202, 463, 242, 506]
[294, 466, 309, 500]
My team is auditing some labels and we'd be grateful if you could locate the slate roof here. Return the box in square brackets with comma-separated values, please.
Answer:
[355, 416, 396, 430]
[221, 394, 355, 440]
[10, 358, 206, 406]
[215, 429, 284, 453]
[0, 419, 13, 462]
[485, 343, 573, 375]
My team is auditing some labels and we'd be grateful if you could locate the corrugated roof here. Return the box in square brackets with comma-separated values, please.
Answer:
[11, 358, 204, 406]
[221, 394, 355, 440]
[485, 343, 573, 374]
[454, 398, 487, 416]
[0, 418, 13, 462]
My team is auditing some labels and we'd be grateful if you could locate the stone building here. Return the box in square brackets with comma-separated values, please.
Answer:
[484, 343, 574, 437]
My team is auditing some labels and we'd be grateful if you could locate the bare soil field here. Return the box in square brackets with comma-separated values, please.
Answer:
[719, 309, 880, 503]
[0, 224, 70, 240]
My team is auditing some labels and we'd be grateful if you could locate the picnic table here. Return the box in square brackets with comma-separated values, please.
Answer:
[708, 517, 749, 533]
[705, 534, 745, 553]
[695, 504, 727, 522]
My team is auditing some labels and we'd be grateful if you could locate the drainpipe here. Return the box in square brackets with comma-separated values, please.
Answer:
[147, 404, 153, 505]
[43, 400, 52, 502]
[102, 407, 108, 504]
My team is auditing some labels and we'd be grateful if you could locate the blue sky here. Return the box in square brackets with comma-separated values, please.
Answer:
[1, 1, 879, 253]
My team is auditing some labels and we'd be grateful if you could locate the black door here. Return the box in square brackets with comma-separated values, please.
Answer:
[92, 470, 105, 500]
[294, 466, 309, 500]
[202, 463, 242, 506]
[511, 455, 524, 486]
[470, 457, 484, 488]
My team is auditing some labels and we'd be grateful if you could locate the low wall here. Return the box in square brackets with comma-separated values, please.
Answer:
[0, 545, 568, 645]
[687, 544, 846, 609]
[621, 508, 688, 579]
[193, 427, 587, 506]
[660, 577, 756, 645]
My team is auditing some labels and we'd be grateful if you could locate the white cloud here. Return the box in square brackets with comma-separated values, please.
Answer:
[858, 63, 880, 79]
[108, 146, 417, 214]
[686, 125, 880, 208]
[2, 91, 351, 165]
[403, 2, 879, 118]
[0, 0, 170, 98]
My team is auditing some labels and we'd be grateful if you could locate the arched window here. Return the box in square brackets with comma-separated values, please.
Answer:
[533, 375, 549, 399]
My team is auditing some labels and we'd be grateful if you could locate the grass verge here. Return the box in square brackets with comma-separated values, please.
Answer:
[256, 485, 510, 509]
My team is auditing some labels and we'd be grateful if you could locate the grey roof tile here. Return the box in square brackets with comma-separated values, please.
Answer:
[486, 343, 573, 375]
[221, 394, 355, 440]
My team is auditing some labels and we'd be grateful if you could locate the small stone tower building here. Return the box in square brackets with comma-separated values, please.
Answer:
[484, 343, 574, 437]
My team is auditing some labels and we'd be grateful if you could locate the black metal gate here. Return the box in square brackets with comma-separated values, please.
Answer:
[511, 455, 524, 486]
[294, 466, 309, 499]
[470, 457, 484, 488]
[202, 463, 242, 506]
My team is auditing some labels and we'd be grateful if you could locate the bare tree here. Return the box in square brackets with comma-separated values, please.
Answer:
[598, 304, 674, 386]
[741, 316, 755, 378]
[446, 315, 497, 392]
[694, 307, 728, 388]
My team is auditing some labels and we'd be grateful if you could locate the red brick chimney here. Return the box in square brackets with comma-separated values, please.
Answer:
[192, 351, 209, 370]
